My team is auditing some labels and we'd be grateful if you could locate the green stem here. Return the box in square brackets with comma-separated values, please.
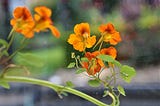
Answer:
[7, 28, 15, 40]
[2, 76, 109, 106]
[7, 32, 15, 51]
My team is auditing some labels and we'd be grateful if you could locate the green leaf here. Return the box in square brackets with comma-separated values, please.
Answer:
[120, 65, 136, 83]
[67, 62, 75, 68]
[81, 57, 89, 62]
[0, 39, 9, 58]
[75, 68, 86, 74]
[117, 85, 126, 96]
[0, 80, 10, 89]
[113, 60, 122, 67]
[97, 54, 114, 62]
[4, 64, 30, 76]
[15, 52, 44, 68]
[88, 79, 101, 87]
[66, 81, 75, 88]
[0, 39, 8, 47]
[97, 54, 122, 67]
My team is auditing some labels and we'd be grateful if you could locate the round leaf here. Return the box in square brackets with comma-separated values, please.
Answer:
[88, 79, 101, 87]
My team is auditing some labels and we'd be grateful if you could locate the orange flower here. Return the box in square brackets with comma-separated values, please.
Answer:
[99, 23, 121, 45]
[34, 6, 60, 38]
[10, 7, 35, 38]
[100, 47, 117, 59]
[82, 51, 103, 75]
[82, 47, 117, 75]
[68, 23, 96, 52]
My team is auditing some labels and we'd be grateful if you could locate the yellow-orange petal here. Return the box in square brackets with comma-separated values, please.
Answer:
[74, 23, 90, 35]
[23, 31, 34, 38]
[49, 25, 60, 38]
[34, 14, 41, 21]
[73, 42, 84, 52]
[109, 32, 121, 45]
[68, 34, 81, 44]
[86, 35, 96, 48]
[34, 6, 52, 18]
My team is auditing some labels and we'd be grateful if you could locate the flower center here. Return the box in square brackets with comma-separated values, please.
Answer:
[104, 33, 112, 41]
[83, 32, 89, 39]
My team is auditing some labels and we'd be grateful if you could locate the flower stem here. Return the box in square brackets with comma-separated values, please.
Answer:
[2, 76, 109, 106]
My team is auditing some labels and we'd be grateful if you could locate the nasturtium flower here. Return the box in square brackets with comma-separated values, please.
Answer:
[34, 6, 60, 38]
[68, 23, 96, 52]
[99, 23, 121, 45]
[82, 47, 117, 75]
[10, 7, 35, 38]
[82, 51, 103, 75]
[100, 47, 117, 59]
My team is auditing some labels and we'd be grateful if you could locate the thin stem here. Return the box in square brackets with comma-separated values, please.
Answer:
[108, 91, 116, 106]
[0, 43, 26, 65]
[98, 41, 103, 51]
[7, 33, 15, 51]
[7, 28, 15, 40]
[2, 76, 109, 106]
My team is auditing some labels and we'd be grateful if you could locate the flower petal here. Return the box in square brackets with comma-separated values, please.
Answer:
[86, 35, 96, 48]
[74, 23, 90, 35]
[100, 47, 117, 59]
[34, 6, 51, 18]
[49, 25, 60, 38]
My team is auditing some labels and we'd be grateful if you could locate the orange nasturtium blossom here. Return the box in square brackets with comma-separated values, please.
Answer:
[10, 7, 35, 38]
[82, 51, 103, 75]
[99, 23, 121, 45]
[82, 47, 117, 75]
[68, 23, 96, 52]
[33, 6, 60, 38]
[100, 47, 117, 59]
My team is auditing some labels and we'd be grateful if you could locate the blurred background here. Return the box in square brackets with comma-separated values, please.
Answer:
[0, 0, 160, 106]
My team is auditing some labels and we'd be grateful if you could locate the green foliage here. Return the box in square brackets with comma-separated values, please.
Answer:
[97, 54, 114, 62]
[120, 65, 136, 83]
[67, 62, 75, 68]
[0, 39, 9, 58]
[97, 54, 122, 67]
[65, 81, 75, 88]
[137, 7, 160, 29]
[117, 85, 126, 96]
[3, 64, 30, 76]
[0, 79, 10, 89]
[103, 90, 109, 97]
[81, 57, 89, 62]
[75, 68, 86, 74]
[88, 79, 101, 87]
[15, 52, 44, 68]
[13, 47, 65, 77]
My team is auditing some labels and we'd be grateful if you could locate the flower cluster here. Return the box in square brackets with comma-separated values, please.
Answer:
[0, 6, 136, 106]
[10, 6, 60, 38]
[68, 22, 121, 75]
